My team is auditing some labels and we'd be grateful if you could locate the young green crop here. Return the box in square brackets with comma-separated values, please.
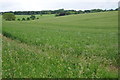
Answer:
[2, 11, 118, 78]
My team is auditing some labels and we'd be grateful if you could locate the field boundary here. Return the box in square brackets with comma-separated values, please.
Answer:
[0, 13, 2, 79]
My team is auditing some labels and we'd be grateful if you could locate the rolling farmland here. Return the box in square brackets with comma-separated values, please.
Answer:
[2, 11, 118, 78]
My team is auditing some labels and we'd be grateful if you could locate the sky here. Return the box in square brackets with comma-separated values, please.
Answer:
[0, 0, 119, 12]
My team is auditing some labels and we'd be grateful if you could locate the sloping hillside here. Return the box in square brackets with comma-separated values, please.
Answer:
[2, 11, 118, 78]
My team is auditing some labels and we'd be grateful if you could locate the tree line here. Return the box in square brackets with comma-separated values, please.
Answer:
[1, 8, 118, 15]
[2, 8, 119, 21]
[3, 13, 39, 21]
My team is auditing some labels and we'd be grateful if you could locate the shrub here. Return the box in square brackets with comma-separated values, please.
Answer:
[22, 18, 26, 21]
[27, 17, 30, 20]
[30, 15, 36, 20]
[17, 19, 20, 21]
[37, 17, 39, 19]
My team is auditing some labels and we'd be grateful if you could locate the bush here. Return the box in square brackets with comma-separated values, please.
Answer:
[22, 18, 26, 21]
[3, 13, 16, 21]
[17, 19, 20, 21]
[30, 15, 36, 20]
[37, 17, 39, 19]
[27, 17, 30, 20]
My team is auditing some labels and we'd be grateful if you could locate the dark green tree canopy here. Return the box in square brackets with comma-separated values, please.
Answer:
[27, 17, 30, 20]
[17, 18, 20, 21]
[1, 8, 117, 16]
[30, 15, 36, 20]
[3, 13, 16, 21]
[22, 18, 26, 21]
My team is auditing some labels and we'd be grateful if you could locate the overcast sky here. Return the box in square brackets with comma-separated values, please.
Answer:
[0, 0, 119, 12]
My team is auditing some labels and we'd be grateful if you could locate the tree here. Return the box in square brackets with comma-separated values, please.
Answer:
[27, 17, 30, 20]
[90, 9, 103, 13]
[17, 19, 20, 21]
[37, 17, 39, 19]
[3, 13, 16, 21]
[84, 10, 91, 13]
[108, 9, 114, 11]
[55, 12, 66, 17]
[30, 15, 36, 20]
[22, 18, 25, 21]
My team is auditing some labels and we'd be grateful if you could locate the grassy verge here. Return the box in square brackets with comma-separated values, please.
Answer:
[2, 36, 118, 78]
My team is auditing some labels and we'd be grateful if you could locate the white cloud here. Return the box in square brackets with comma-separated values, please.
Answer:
[0, 0, 119, 12]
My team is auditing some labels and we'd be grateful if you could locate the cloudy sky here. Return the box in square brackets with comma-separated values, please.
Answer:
[0, 0, 119, 12]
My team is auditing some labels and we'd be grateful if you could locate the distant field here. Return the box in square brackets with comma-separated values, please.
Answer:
[15, 14, 55, 20]
[2, 11, 118, 78]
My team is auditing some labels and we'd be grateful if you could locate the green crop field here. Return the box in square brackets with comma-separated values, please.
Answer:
[2, 11, 118, 78]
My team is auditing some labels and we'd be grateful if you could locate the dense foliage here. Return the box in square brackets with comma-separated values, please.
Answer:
[30, 15, 36, 20]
